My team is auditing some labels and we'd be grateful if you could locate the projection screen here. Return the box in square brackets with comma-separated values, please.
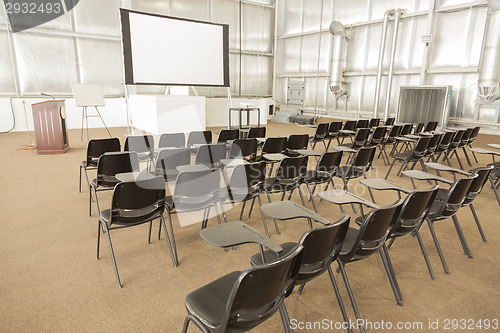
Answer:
[120, 9, 229, 87]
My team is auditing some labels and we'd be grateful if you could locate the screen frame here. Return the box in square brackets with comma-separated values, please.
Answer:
[120, 8, 230, 87]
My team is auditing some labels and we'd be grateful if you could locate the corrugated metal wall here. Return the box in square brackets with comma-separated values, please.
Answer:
[0, 0, 275, 98]
[275, 0, 492, 123]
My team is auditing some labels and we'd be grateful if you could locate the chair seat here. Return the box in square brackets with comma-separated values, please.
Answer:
[393, 150, 415, 160]
[221, 187, 260, 203]
[137, 152, 153, 161]
[263, 178, 299, 192]
[336, 166, 365, 179]
[185, 271, 241, 328]
[91, 177, 119, 189]
[340, 227, 359, 255]
[99, 207, 162, 226]
[81, 160, 98, 168]
[303, 170, 332, 184]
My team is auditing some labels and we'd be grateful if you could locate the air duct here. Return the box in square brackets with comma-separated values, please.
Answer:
[478, 0, 500, 102]
[383, 9, 403, 121]
[373, 9, 404, 120]
[329, 21, 347, 96]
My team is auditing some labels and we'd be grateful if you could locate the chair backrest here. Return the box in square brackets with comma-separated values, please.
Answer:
[434, 174, 477, 218]
[247, 127, 266, 138]
[463, 165, 494, 204]
[400, 124, 413, 136]
[424, 133, 442, 156]
[424, 121, 438, 132]
[109, 176, 165, 226]
[86, 138, 121, 164]
[342, 120, 356, 131]
[155, 148, 191, 180]
[124, 135, 154, 154]
[437, 131, 454, 150]
[368, 126, 387, 145]
[459, 128, 473, 146]
[286, 134, 309, 150]
[352, 128, 370, 148]
[276, 156, 308, 180]
[369, 118, 380, 128]
[228, 161, 267, 194]
[262, 137, 287, 154]
[385, 117, 395, 126]
[218, 129, 240, 143]
[450, 129, 465, 147]
[386, 125, 402, 139]
[356, 119, 369, 129]
[221, 245, 304, 332]
[316, 150, 343, 175]
[343, 200, 404, 261]
[96, 152, 140, 187]
[412, 136, 431, 157]
[187, 131, 212, 147]
[159, 133, 185, 148]
[352, 146, 376, 169]
[392, 186, 439, 236]
[174, 170, 221, 211]
[468, 126, 480, 144]
[229, 138, 258, 159]
[414, 123, 425, 134]
[314, 123, 329, 140]
[295, 216, 350, 283]
[195, 143, 227, 167]
[328, 121, 343, 134]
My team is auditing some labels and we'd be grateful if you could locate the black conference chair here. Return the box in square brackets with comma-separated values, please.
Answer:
[467, 126, 481, 163]
[124, 135, 154, 170]
[378, 125, 402, 162]
[414, 122, 425, 134]
[326, 121, 343, 149]
[454, 128, 474, 168]
[391, 123, 413, 155]
[425, 174, 477, 274]
[181, 245, 304, 333]
[194, 143, 227, 170]
[309, 123, 329, 150]
[159, 132, 185, 148]
[89, 151, 140, 216]
[338, 128, 370, 153]
[79, 137, 121, 192]
[154, 147, 191, 182]
[96, 176, 176, 288]
[220, 161, 270, 236]
[356, 119, 369, 129]
[217, 129, 239, 143]
[385, 117, 395, 126]
[166, 169, 224, 264]
[431, 130, 454, 163]
[365, 126, 388, 164]
[336, 146, 376, 192]
[247, 126, 266, 139]
[424, 121, 438, 133]
[284, 134, 309, 156]
[264, 156, 308, 207]
[337, 200, 404, 333]
[187, 130, 212, 150]
[228, 138, 258, 161]
[338, 120, 357, 144]
[385, 136, 431, 181]
[250, 215, 353, 333]
[443, 129, 464, 168]
[369, 118, 380, 128]
[302, 150, 343, 212]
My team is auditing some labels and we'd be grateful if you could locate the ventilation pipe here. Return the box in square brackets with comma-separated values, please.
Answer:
[373, 9, 404, 120]
[478, 0, 500, 102]
[383, 9, 403, 121]
[329, 21, 347, 96]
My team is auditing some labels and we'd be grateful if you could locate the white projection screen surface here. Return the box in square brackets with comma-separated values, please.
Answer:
[120, 9, 229, 87]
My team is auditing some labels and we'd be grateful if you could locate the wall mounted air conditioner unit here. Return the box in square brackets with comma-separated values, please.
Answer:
[397, 85, 452, 128]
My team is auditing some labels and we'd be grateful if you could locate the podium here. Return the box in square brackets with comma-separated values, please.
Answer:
[32, 100, 70, 154]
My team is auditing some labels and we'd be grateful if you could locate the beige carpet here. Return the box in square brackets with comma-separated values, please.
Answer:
[0, 122, 499, 332]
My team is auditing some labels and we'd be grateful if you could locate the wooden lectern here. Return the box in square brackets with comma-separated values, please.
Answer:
[32, 100, 70, 154]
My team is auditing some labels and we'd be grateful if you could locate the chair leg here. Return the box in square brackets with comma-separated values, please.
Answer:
[337, 261, 365, 333]
[79, 165, 83, 192]
[103, 223, 122, 288]
[470, 145, 478, 163]
[239, 200, 247, 220]
[489, 177, 500, 205]
[279, 303, 293, 333]
[426, 218, 450, 274]
[462, 147, 472, 167]
[378, 248, 403, 306]
[247, 197, 256, 218]
[297, 186, 306, 206]
[97, 221, 102, 260]
[385, 159, 397, 179]
[414, 230, 436, 280]
[452, 215, 473, 258]
[452, 150, 464, 170]
[148, 221, 152, 244]
[327, 267, 353, 333]
[160, 216, 177, 267]
[382, 244, 403, 299]
[305, 183, 318, 213]
[257, 195, 270, 237]
[166, 211, 179, 265]
[469, 204, 487, 242]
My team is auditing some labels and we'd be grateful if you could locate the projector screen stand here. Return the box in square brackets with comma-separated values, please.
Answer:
[80, 106, 112, 141]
